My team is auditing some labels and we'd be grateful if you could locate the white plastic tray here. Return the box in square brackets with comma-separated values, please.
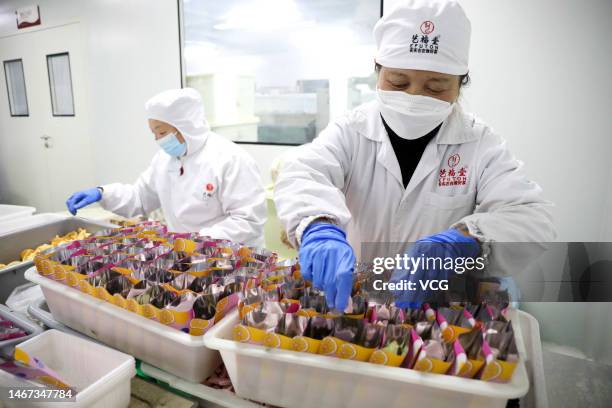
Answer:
[0, 213, 63, 237]
[0, 205, 35, 226]
[27, 298, 95, 341]
[204, 309, 530, 408]
[0, 329, 135, 408]
[25, 267, 222, 383]
[0, 304, 43, 350]
[517, 311, 548, 408]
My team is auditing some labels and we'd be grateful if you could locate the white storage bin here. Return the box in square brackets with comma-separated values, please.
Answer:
[25, 267, 222, 382]
[0, 304, 43, 350]
[0, 329, 135, 408]
[0, 213, 64, 236]
[204, 309, 530, 408]
[0, 205, 35, 225]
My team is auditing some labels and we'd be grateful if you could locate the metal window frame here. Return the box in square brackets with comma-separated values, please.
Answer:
[177, 0, 385, 146]
[3, 58, 29, 117]
[46, 51, 76, 117]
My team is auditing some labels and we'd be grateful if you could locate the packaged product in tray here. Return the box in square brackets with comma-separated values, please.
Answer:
[0, 347, 75, 391]
[32, 221, 280, 337]
[230, 263, 521, 383]
[0, 319, 27, 341]
[479, 320, 519, 382]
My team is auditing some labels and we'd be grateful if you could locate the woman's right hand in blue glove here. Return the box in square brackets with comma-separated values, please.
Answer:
[66, 187, 102, 215]
[299, 222, 355, 311]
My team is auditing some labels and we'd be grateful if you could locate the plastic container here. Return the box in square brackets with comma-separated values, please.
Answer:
[0, 216, 114, 303]
[139, 362, 263, 408]
[517, 311, 548, 408]
[27, 298, 93, 341]
[0, 205, 36, 224]
[25, 267, 222, 383]
[204, 309, 530, 408]
[0, 213, 65, 236]
[5, 283, 43, 313]
[0, 329, 135, 407]
[0, 304, 43, 351]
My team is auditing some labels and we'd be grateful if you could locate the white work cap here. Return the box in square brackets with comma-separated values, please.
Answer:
[374, 0, 471, 75]
[145, 88, 210, 156]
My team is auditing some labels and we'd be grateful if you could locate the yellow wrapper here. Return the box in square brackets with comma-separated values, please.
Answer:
[189, 318, 213, 336]
[112, 294, 127, 309]
[78, 280, 96, 296]
[480, 359, 517, 382]
[52, 264, 73, 282]
[369, 349, 407, 367]
[239, 303, 261, 320]
[318, 337, 375, 361]
[442, 325, 472, 343]
[65, 271, 88, 288]
[34, 255, 53, 274]
[112, 267, 136, 277]
[291, 336, 321, 354]
[232, 324, 267, 344]
[338, 342, 375, 361]
[263, 333, 294, 350]
[319, 336, 345, 356]
[238, 247, 252, 258]
[413, 356, 452, 374]
[457, 358, 485, 378]
[214, 296, 232, 323]
[94, 287, 113, 302]
[343, 313, 366, 320]
[173, 238, 197, 253]
[158, 308, 191, 327]
[296, 309, 320, 318]
[142, 304, 161, 320]
[126, 299, 143, 315]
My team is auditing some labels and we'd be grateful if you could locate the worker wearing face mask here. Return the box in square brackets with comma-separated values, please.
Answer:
[66, 88, 267, 247]
[273, 0, 555, 310]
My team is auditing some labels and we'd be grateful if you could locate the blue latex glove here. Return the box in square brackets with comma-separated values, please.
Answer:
[65, 188, 102, 215]
[391, 228, 480, 308]
[299, 223, 355, 311]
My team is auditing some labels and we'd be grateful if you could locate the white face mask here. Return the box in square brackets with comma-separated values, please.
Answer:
[376, 89, 454, 140]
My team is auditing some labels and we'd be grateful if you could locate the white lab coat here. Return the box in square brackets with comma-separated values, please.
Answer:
[274, 101, 555, 263]
[99, 89, 266, 247]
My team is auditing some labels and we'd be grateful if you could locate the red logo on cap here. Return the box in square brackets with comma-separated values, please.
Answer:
[420, 21, 435, 35]
[206, 183, 214, 192]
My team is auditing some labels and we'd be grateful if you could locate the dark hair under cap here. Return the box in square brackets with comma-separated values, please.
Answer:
[374, 62, 470, 87]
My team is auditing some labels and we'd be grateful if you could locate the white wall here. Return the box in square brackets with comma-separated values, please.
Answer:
[0, 0, 181, 195]
[603, 166, 612, 241]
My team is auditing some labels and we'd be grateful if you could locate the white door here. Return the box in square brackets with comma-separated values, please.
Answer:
[0, 22, 94, 211]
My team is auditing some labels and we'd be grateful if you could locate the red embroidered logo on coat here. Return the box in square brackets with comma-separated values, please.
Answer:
[203, 183, 216, 199]
[439, 154, 467, 186]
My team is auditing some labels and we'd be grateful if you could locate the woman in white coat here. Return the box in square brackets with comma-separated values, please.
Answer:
[273, 0, 555, 309]
[66, 88, 267, 247]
